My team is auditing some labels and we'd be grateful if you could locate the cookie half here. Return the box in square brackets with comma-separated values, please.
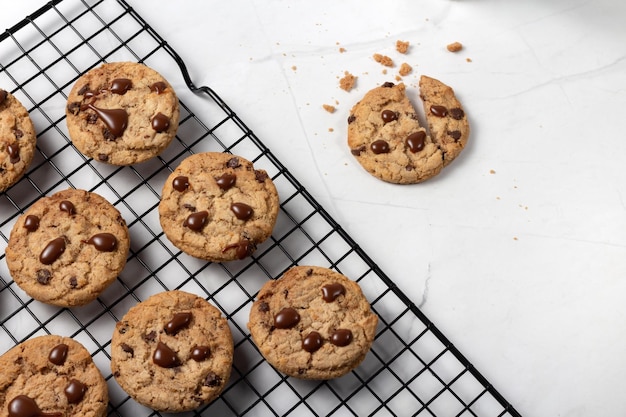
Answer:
[5, 188, 130, 307]
[248, 266, 379, 379]
[347, 77, 469, 184]
[65, 61, 179, 165]
[110, 290, 233, 412]
[0, 89, 37, 192]
[158, 152, 280, 262]
[0, 335, 108, 417]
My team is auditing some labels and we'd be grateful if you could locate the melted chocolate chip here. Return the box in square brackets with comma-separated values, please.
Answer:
[59, 200, 75, 215]
[150, 81, 167, 94]
[371, 140, 390, 154]
[97, 153, 109, 162]
[69, 276, 78, 288]
[321, 283, 346, 302]
[110, 78, 132, 95]
[7, 395, 62, 417]
[381, 110, 398, 124]
[164, 312, 192, 335]
[226, 157, 240, 168]
[36, 269, 52, 285]
[142, 331, 156, 343]
[48, 344, 69, 365]
[13, 129, 23, 139]
[7, 143, 20, 163]
[83, 233, 117, 252]
[183, 203, 196, 211]
[23, 215, 40, 232]
[190, 345, 211, 361]
[274, 307, 300, 329]
[172, 175, 189, 192]
[406, 131, 426, 153]
[448, 130, 462, 141]
[153, 341, 181, 368]
[67, 102, 81, 115]
[449, 108, 465, 120]
[203, 372, 221, 387]
[120, 343, 134, 356]
[151, 112, 170, 133]
[430, 105, 448, 118]
[184, 211, 209, 231]
[222, 238, 254, 259]
[254, 170, 268, 183]
[351, 145, 366, 156]
[302, 332, 323, 353]
[330, 329, 353, 347]
[77, 85, 90, 96]
[87, 104, 128, 138]
[0, 90, 7, 105]
[39, 237, 66, 265]
[258, 301, 270, 312]
[216, 173, 236, 190]
[347, 114, 356, 124]
[64, 379, 87, 404]
[231, 202, 253, 220]
[382, 82, 395, 88]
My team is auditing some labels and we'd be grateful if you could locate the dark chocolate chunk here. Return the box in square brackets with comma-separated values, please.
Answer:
[371, 140, 390, 154]
[274, 307, 300, 329]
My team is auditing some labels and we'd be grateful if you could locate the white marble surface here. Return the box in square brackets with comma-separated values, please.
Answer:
[3, 1, 626, 416]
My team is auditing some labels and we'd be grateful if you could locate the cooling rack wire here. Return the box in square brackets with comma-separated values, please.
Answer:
[0, 1, 521, 416]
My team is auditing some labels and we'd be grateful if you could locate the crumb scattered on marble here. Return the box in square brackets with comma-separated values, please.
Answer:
[396, 40, 410, 54]
[291, 65, 297, 71]
[373, 53, 394, 67]
[513, 237, 518, 241]
[447, 42, 463, 52]
[399, 62, 412, 76]
[322, 104, 336, 113]
[490, 169, 496, 174]
[339, 71, 357, 91]
[466, 57, 473, 63]
[339, 47, 347, 53]
[328, 128, 334, 132]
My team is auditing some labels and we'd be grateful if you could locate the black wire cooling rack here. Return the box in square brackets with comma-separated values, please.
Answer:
[0, 1, 522, 416]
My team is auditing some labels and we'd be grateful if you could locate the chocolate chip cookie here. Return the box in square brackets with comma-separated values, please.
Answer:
[247, 266, 378, 379]
[5, 188, 130, 307]
[0, 335, 108, 417]
[0, 89, 37, 192]
[347, 77, 469, 184]
[110, 290, 233, 412]
[65, 61, 179, 165]
[158, 152, 280, 262]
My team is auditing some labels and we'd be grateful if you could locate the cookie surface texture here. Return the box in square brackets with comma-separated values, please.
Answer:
[347, 78, 469, 184]
[65, 61, 179, 165]
[5, 188, 129, 307]
[158, 152, 280, 262]
[0, 89, 37, 192]
[0, 335, 108, 417]
[248, 266, 378, 379]
[110, 290, 233, 412]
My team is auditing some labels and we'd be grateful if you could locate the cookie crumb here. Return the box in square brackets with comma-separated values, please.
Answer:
[322, 104, 336, 113]
[339, 47, 347, 53]
[398, 62, 412, 76]
[396, 40, 410, 54]
[447, 42, 463, 52]
[328, 128, 334, 132]
[466, 57, 473, 63]
[291, 65, 297, 71]
[490, 169, 496, 174]
[339, 71, 357, 92]
[373, 53, 394, 67]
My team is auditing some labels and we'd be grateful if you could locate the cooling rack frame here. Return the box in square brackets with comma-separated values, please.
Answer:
[0, 1, 522, 416]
